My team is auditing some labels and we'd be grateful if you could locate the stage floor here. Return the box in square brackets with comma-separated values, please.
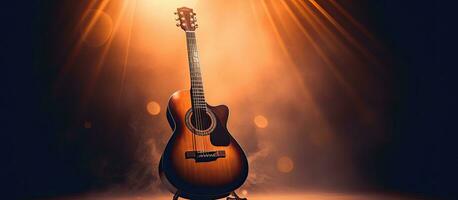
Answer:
[54, 192, 424, 200]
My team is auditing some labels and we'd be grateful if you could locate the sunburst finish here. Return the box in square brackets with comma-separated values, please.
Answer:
[159, 90, 248, 199]
[159, 7, 248, 199]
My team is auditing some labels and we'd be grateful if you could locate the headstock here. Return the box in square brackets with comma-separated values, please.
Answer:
[175, 7, 198, 32]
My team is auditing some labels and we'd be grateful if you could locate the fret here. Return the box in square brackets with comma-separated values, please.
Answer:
[186, 31, 207, 109]
[193, 105, 207, 107]
[193, 105, 207, 108]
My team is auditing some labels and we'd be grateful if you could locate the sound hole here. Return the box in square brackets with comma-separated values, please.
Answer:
[191, 109, 212, 131]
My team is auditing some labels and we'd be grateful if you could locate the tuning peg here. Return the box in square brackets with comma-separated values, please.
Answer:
[174, 11, 178, 15]
[175, 17, 179, 21]
[176, 23, 180, 27]
[195, 24, 199, 28]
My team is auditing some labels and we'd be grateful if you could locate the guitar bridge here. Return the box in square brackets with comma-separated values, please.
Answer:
[185, 150, 226, 162]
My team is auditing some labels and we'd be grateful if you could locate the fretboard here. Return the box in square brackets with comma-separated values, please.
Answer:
[185, 31, 206, 110]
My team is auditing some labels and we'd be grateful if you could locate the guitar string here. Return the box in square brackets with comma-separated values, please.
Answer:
[190, 31, 207, 152]
[190, 32, 206, 152]
[186, 32, 197, 152]
[189, 35, 197, 152]
[192, 33, 203, 153]
[188, 31, 205, 152]
[191, 32, 203, 153]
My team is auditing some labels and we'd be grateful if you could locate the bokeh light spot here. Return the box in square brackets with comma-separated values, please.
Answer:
[146, 101, 161, 116]
[254, 115, 269, 128]
[277, 156, 294, 173]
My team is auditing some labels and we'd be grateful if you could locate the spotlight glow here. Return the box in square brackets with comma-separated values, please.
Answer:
[62, 0, 385, 191]
[137, 0, 198, 19]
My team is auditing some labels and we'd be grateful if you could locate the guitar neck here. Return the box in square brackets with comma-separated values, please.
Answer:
[185, 31, 206, 109]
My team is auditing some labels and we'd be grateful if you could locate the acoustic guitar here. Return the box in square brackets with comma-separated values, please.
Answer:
[159, 7, 249, 200]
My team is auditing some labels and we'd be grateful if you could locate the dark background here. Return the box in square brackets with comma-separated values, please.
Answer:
[2, 0, 456, 199]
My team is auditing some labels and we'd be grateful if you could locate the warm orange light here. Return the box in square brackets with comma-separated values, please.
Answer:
[65, 0, 381, 190]
[146, 101, 161, 115]
[254, 115, 268, 128]
[142, 0, 198, 7]
[137, 0, 197, 20]
[277, 156, 294, 173]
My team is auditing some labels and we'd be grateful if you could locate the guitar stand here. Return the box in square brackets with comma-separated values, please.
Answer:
[171, 191, 247, 200]
[226, 191, 247, 200]
[173, 192, 180, 200]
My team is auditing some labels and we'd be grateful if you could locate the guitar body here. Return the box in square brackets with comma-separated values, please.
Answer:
[159, 90, 248, 199]
[160, 7, 248, 199]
